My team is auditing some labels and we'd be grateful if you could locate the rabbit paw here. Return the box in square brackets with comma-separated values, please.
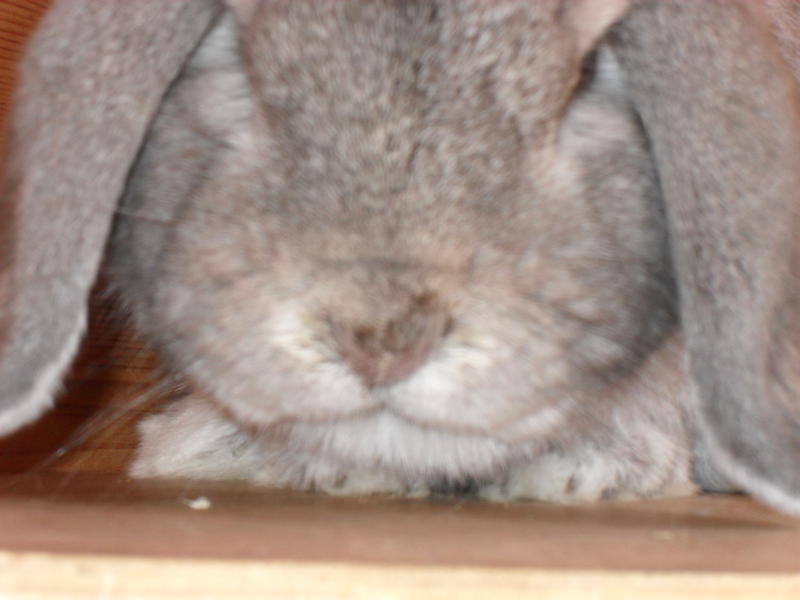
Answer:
[480, 444, 697, 503]
[130, 397, 264, 481]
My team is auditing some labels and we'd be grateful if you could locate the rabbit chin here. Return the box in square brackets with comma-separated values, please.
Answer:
[147, 341, 579, 491]
[212, 352, 576, 449]
[132, 395, 545, 492]
[131, 392, 695, 502]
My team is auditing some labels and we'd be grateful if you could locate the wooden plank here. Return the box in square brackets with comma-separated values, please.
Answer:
[1, 552, 799, 600]
[0, 473, 797, 573]
[0, 473, 798, 598]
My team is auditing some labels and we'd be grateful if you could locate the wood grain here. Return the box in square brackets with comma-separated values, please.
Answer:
[0, 473, 799, 573]
[0, 0, 48, 153]
[0, 473, 797, 598]
[1, 553, 798, 600]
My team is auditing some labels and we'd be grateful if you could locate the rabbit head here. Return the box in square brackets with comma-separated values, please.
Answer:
[3, 0, 800, 513]
[112, 1, 668, 443]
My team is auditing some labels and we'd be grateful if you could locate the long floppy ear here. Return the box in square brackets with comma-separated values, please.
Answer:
[610, 0, 800, 513]
[0, 0, 223, 435]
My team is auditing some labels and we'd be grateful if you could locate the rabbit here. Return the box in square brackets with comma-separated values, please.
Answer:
[2, 0, 800, 512]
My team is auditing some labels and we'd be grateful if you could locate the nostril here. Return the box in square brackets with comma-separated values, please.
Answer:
[442, 316, 455, 338]
[330, 311, 451, 388]
[352, 325, 378, 352]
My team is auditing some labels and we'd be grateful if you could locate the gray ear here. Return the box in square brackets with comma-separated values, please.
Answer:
[0, 0, 223, 435]
[611, 0, 800, 513]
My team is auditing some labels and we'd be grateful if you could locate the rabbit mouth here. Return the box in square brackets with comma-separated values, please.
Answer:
[213, 351, 575, 445]
[179, 305, 583, 440]
[268, 409, 522, 480]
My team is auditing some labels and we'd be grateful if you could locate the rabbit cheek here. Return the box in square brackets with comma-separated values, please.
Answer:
[135, 229, 374, 425]
[156, 291, 378, 426]
[383, 310, 574, 436]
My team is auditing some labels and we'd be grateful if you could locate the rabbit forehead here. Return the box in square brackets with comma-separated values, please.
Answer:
[217, 1, 591, 244]
[240, 0, 583, 128]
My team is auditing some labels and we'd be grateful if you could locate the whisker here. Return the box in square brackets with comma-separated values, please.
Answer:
[0, 378, 176, 494]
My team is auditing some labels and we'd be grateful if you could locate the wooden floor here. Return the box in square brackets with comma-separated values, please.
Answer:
[0, 471, 798, 572]
[0, 472, 798, 598]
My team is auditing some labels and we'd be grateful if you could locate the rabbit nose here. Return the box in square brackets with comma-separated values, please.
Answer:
[331, 306, 452, 389]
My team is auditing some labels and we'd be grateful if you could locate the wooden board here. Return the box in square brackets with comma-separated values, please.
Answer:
[0, 472, 798, 572]
[2, 554, 799, 600]
[0, 472, 798, 599]
[2, 554, 798, 600]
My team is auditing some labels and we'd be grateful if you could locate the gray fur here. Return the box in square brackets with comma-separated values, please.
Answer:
[2, 0, 800, 512]
[610, 0, 800, 513]
[0, 0, 223, 434]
